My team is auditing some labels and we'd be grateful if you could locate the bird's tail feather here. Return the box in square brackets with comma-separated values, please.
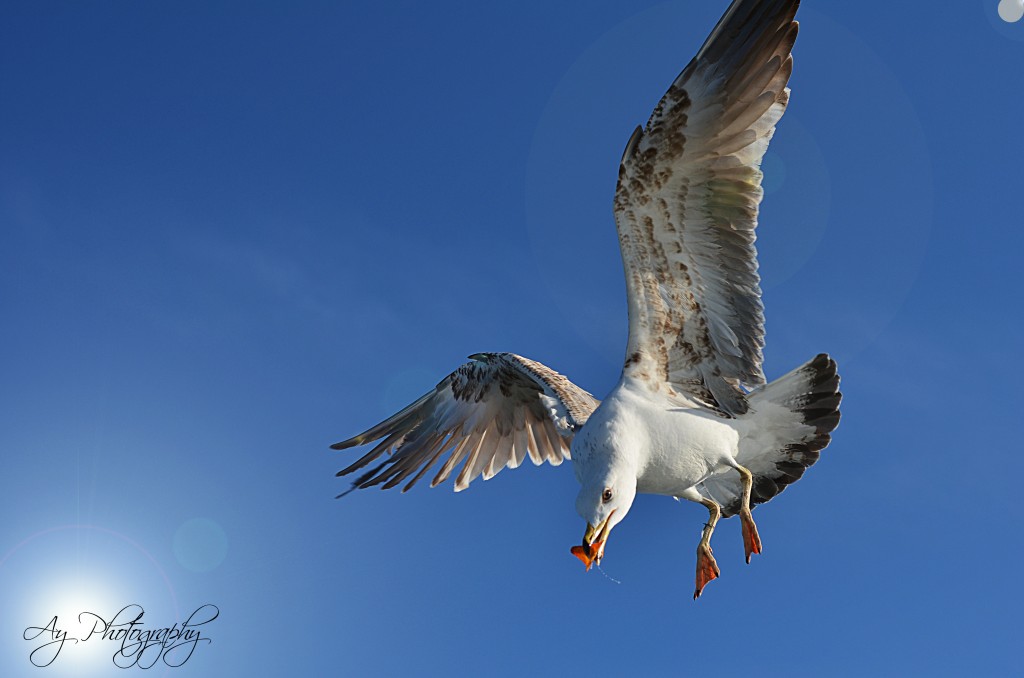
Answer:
[697, 353, 842, 517]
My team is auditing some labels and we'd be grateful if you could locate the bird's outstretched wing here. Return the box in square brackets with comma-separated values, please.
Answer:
[615, 0, 799, 416]
[333, 353, 599, 494]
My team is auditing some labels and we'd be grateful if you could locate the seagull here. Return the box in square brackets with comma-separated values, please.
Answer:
[333, 0, 841, 599]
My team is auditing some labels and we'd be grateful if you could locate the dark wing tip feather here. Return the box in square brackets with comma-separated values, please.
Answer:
[697, 0, 799, 67]
[335, 460, 392, 499]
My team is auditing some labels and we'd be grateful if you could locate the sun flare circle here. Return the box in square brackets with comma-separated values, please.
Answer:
[1, 525, 180, 677]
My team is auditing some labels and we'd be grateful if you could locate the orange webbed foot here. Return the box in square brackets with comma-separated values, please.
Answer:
[740, 509, 762, 564]
[693, 543, 720, 600]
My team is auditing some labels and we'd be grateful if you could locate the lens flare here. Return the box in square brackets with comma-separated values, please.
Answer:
[1, 525, 179, 677]
[999, 0, 1024, 23]
[173, 518, 228, 573]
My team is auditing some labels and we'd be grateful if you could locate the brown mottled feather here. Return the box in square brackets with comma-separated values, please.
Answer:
[615, 0, 800, 416]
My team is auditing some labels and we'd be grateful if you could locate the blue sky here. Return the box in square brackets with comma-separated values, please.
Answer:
[1, 1, 1022, 675]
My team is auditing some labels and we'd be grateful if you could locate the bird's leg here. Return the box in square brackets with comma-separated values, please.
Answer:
[733, 463, 762, 564]
[693, 496, 721, 600]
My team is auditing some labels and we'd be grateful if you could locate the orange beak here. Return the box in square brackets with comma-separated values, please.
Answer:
[569, 510, 615, 571]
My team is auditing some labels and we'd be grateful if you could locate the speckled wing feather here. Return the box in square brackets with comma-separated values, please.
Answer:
[332, 353, 599, 494]
[615, 0, 799, 416]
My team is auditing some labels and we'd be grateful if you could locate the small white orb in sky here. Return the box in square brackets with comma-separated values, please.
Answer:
[173, 518, 228, 572]
[999, 0, 1024, 23]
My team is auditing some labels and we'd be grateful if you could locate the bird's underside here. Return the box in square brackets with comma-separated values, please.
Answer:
[332, 0, 843, 600]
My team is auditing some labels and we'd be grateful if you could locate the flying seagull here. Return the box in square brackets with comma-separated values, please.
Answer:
[333, 0, 840, 599]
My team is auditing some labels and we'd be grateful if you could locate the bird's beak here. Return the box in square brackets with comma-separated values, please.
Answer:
[570, 510, 615, 571]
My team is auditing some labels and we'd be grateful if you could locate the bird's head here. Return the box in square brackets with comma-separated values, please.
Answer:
[570, 474, 636, 570]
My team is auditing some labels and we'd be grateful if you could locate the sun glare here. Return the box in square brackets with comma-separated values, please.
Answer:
[23, 576, 123, 675]
[3, 525, 180, 677]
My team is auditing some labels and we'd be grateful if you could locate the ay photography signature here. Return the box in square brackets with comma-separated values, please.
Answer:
[23, 603, 219, 669]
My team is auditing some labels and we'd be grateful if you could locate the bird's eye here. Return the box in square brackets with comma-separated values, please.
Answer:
[602, 488, 613, 503]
